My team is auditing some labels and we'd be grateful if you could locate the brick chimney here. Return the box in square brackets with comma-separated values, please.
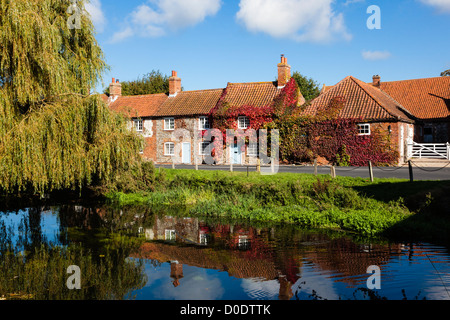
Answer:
[277, 54, 291, 89]
[109, 77, 122, 101]
[372, 75, 381, 87]
[169, 71, 181, 97]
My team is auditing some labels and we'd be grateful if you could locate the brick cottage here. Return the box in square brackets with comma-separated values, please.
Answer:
[105, 56, 450, 165]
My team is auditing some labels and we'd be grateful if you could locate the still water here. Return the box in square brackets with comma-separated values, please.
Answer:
[1, 205, 450, 300]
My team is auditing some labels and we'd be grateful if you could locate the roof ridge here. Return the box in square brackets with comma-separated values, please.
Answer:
[118, 92, 168, 98]
[227, 81, 276, 86]
[178, 88, 225, 93]
[381, 76, 450, 84]
[349, 76, 402, 119]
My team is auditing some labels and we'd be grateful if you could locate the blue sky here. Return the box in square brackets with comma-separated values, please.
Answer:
[84, 0, 450, 93]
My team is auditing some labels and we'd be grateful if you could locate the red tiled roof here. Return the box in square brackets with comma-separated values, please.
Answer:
[100, 93, 109, 103]
[223, 81, 283, 108]
[380, 77, 450, 120]
[154, 89, 224, 117]
[303, 76, 414, 122]
[109, 93, 168, 118]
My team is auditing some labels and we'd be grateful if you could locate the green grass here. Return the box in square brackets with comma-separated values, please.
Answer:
[105, 169, 450, 241]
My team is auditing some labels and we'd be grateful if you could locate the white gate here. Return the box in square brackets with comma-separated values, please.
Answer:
[408, 142, 450, 160]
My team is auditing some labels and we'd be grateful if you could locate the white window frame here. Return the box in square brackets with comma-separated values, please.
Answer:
[134, 119, 143, 132]
[237, 116, 250, 129]
[199, 116, 210, 130]
[164, 117, 175, 131]
[357, 124, 371, 136]
[164, 142, 175, 156]
[165, 229, 176, 241]
[247, 143, 258, 156]
[199, 142, 210, 156]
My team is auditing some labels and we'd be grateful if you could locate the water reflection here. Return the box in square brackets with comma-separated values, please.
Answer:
[1, 205, 450, 300]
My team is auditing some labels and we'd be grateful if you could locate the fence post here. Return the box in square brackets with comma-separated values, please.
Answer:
[314, 159, 318, 176]
[331, 166, 336, 179]
[257, 158, 261, 173]
[194, 154, 198, 170]
[368, 161, 374, 182]
[408, 160, 414, 182]
[447, 143, 450, 160]
[230, 162, 233, 172]
[172, 158, 175, 169]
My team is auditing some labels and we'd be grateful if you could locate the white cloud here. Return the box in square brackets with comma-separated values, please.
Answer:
[419, 0, 450, 13]
[343, 0, 365, 6]
[84, 0, 106, 32]
[362, 50, 392, 61]
[110, 27, 135, 43]
[236, 0, 352, 43]
[110, 0, 222, 43]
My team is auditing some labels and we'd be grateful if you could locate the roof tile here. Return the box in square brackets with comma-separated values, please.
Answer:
[380, 77, 450, 120]
[304, 76, 413, 122]
[109, 93, 168, 118]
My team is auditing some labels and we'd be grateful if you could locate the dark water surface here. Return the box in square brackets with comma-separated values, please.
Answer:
[1, 205, 450, 300]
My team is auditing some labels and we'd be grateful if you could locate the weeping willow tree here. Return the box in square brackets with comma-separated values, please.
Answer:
[0, 0, 143, 195]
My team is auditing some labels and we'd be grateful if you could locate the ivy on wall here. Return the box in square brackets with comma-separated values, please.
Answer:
[205, 79, 398, 166]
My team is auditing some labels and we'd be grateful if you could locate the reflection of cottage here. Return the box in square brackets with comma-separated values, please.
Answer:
[170, 261, 184, 287]
[144, 216, 200, 244]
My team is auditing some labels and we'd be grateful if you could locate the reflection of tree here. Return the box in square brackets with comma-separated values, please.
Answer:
[0, 243, 147, 300]
[0, 205, 150, 300]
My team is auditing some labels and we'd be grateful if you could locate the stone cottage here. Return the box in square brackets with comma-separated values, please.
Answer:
[107, 56, 302, 165]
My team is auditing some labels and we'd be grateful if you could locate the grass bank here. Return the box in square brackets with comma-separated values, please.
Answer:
[104, 166, 450, 241]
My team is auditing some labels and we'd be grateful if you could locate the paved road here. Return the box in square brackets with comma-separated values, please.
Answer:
[156, 163, 450, 181]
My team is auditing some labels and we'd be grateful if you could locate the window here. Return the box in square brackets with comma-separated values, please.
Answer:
[164, 142, 175, 156]
[199, 117, 210, 130]
[247, 143, 258, 156]
[164, 118, 175, 130]
[238, 116, 250, 129]
[199, 142, 210, 156]
[357, 124, 371, 135]
[165, 229, 176, 241]
[134, 119, 143, 132]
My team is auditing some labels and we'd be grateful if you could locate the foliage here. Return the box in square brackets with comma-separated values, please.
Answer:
[0, 0, 143, 195]
[106, 169, 416, 237]
[0, 243, 146, 300]
[291, 71, 321, 102]
[104, 70, 170, 96]
[271, 97, 398, 166]
[206, 78, 301, 158]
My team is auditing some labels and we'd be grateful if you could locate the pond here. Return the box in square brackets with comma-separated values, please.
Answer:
[1, 204, 450, 301]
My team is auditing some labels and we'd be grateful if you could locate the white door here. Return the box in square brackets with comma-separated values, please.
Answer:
[182, 143, 191, 164]
[400, 125, 404, 160]
[231, 143, 242, 165]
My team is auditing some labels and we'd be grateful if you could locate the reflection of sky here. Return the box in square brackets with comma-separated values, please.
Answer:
[0, 208, 61, 250]
[2, 208, 450, 300]
[132, 262, 239, 300]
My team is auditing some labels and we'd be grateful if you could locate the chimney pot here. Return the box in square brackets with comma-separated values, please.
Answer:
[109, 76, 122, 99]
[169, 71, 181, 97]
[372, 75, 381, 87]
[277, 55, 291, 88]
